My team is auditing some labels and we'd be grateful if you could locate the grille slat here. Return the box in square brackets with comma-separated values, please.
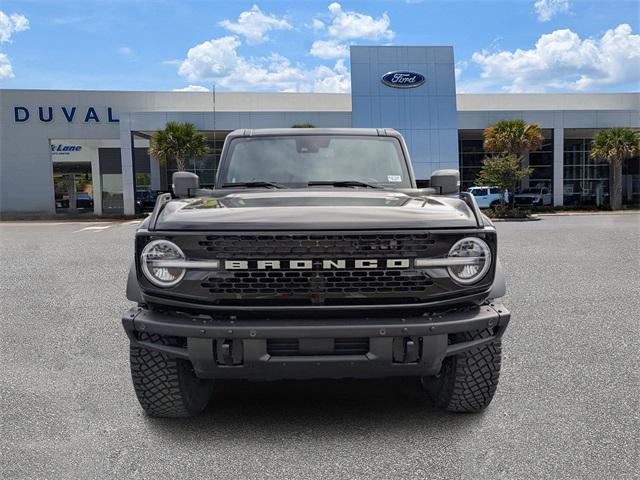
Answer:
[203, 269, 433, 296]
[267, 338, 369, 356]
[198, 233, 436, 259]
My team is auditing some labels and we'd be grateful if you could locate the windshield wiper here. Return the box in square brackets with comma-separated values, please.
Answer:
[222, 181, 288, 189]
[307, 180, 383, 189]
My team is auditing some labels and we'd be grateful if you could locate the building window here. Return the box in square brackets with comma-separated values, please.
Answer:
[527, 132, 553, 189]
[99, 148, 124, 214]
[163, 133, 227, 189]
[622, 151, 640, 207]
[563, 138, 610, 206]
[458, 132, 497, 191]
[459, 129, 553, 193]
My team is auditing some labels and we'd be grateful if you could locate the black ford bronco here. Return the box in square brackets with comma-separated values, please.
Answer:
[122, 128, 509, 417]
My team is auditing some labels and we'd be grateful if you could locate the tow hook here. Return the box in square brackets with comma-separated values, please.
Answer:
[392, 336, 421, 363]
[216, 339, 244, 366]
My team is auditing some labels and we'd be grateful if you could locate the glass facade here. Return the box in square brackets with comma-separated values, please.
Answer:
[164, 133, 228, 189]
[622, 152, 640, 207]
[52, 162, 94, 213]
[458, 131, 495, 192]
[528, 133, 553, 189]
[99, 148, 124, 213]
[563, 138, 610, 206]
[459, 129, 553, 193]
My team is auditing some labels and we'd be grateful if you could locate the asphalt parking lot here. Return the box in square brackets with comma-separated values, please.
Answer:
[1, 214, 638, 479]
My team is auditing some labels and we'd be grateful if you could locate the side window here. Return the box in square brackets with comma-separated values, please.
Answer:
[490, 188, 500, 195]
[542, 188, 549, 194]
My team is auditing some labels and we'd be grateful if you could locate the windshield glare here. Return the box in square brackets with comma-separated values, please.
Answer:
[220, 135, 411, 188]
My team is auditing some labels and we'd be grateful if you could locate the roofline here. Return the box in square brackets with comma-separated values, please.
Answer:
[227, 128, 402, 137]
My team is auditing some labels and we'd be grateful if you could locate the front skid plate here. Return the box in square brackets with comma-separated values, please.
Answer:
[122, 305, 510, 380]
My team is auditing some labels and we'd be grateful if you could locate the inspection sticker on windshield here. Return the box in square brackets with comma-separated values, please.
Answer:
[387, 175, 402, 182]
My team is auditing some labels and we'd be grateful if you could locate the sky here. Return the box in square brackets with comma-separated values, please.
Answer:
[0, 0, 638, 93]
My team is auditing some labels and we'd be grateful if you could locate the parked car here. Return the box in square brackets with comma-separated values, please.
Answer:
[467, 186, 508, 209]
[76, 192, 94, 209]
[136, 190, 164, 213]
[514, 187, 552, 206]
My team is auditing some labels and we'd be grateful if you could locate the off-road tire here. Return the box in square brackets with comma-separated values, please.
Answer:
[130, 333, 213, 418]
[422, 329, 501, 413]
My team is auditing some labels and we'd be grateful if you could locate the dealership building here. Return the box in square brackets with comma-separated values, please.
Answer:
[1, 45, 638, 216]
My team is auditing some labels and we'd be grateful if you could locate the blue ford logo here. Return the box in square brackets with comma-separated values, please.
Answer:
[381, 71, 425, 89]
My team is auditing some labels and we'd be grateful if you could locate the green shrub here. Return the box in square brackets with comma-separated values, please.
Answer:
[485, 206, 531, 219]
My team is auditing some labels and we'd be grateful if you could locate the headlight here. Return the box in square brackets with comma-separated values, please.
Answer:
[446, 237, 492, 285]
[141, 239, 186, 287]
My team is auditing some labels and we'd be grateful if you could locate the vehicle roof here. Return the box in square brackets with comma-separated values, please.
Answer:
[226, 128, 402, 138]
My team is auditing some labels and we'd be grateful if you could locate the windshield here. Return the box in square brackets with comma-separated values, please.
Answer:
[520, 188, 540, 194]
[219, 135, 411, 188]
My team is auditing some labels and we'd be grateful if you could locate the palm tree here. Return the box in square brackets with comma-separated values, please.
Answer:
[483, 119, 544, 207]
[590, 127, 640, 210]
[148, 122, 209, 171]
[483, 119, 544, 159]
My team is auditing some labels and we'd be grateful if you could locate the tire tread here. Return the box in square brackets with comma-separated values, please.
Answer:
[424, 329, 501, 413]
[130, 333, 212, 418]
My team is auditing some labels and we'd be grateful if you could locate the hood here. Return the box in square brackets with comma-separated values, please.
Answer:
[153, 190, 479, 231]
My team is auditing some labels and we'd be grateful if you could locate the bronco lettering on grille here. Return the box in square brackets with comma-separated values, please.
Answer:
[224, 259, 410, 270]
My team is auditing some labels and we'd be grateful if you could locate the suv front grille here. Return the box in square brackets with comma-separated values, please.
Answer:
[146, 231, 495, 307]
[202, 269, 434, 296]
[196, 233, 436, 259]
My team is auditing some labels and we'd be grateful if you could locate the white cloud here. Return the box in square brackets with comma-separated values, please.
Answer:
[308, 3, 394, 59]
[118, 46, 134, 56]
[177, 35, 350, 92]
[177, 4, 397, 92]
[533, 0, 570, 22]
[454, 60, 468, 81]
[178, 36, 243, 81]
[471, 24, 640, 92]
[173, 85, 210, 92]
[0, 52, 14, 80]
[311, 58, 350, 93]
[219, 5, 291, 45]
[0, 11, 29, 43]
[323, 2, 393, 41]
[310, 39, 349, 59]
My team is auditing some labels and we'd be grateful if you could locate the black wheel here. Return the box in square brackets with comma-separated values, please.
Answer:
[490, 201, 500, 209]
[130, 333, 213, 418]
[422, 329, 501, 413]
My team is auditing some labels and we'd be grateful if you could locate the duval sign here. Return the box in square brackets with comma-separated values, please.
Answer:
[14, 106, 119, 123]
[381, 71, 426, 89]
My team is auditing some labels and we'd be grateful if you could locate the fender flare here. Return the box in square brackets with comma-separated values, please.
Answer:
[126, 261, 144, 303]
[488, 257, 506, 299]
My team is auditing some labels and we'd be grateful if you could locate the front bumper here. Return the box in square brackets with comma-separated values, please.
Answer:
[122, 304, 510, 380]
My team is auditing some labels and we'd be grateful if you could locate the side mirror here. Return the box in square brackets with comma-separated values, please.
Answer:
[429, 169, 460, 195]
[172, 171, 199, 198]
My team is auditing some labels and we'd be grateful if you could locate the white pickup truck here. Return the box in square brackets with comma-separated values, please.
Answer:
[467, 186, 508, 209]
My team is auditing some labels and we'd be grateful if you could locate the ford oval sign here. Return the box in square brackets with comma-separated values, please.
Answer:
[381, 71, 425, 89]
